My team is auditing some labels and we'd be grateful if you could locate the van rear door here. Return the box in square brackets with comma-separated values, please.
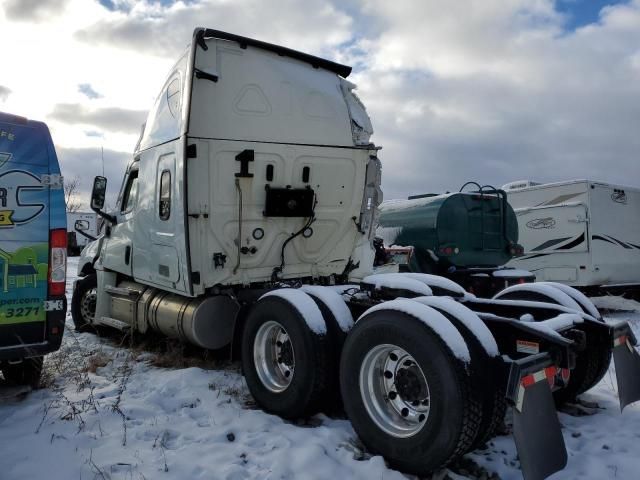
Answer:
[0, 113, 63, 348]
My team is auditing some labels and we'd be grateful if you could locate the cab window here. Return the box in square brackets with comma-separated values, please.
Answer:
[121, 170, 139, 213]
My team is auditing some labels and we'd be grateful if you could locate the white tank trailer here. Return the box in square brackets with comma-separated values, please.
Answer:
[73, 29, 640, 480]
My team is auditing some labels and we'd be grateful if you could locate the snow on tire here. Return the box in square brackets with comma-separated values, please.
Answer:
[340, 306, 481, 475]
[241, 291, 331, 419]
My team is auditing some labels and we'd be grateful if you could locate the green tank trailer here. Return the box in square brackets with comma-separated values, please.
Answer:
[377, 184, 532, 296]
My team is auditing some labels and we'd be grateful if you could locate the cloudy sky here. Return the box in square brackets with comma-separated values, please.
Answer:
[1, 0, 639, 206]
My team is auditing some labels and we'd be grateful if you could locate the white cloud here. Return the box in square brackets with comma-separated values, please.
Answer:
[1, 0, 638, 204]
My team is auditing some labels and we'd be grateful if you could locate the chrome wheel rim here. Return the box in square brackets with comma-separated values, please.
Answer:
[359, 344, 430, 438]
[80, 288, 97, 323]
[253, 321, 295, 393]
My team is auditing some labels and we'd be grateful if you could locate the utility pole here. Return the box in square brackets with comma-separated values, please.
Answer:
[101, 146, 105, 177]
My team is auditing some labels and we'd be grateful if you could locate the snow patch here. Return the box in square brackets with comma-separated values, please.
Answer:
[262, 289, 327, 335]
[522, 313, 584, 339]
[492, 269, 534, 278]
[375, 225, 403, 246]
[362, 274, 433, 296]
[412, 296, 499, 357]
[591, 295, 640, 312]
[301, 286, 354, 333]
[360, 299, 471, 362]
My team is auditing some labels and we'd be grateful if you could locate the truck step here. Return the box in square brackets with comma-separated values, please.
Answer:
[98, 316, 131, 331]
[105, 285, 140, 297]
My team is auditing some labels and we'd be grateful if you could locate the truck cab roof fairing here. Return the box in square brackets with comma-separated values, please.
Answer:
[194, 28, 352, 78]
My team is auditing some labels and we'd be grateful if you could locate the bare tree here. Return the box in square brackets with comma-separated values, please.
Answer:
[64, 175, 83, 213]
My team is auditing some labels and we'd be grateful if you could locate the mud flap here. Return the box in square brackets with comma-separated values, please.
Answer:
[506, 354, 567, 480]
[612, 324, 640, 411]
[513, 381, 567, 480]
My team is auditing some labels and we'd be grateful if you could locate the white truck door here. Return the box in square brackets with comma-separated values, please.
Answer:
[101, 166, 139, 276]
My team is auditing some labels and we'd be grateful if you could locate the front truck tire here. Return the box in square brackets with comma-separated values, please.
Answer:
[241, 294, 331, 419]
[71, 274, 97, 332]
[1, 356, 43, 388]
[340, 309, 481, 475]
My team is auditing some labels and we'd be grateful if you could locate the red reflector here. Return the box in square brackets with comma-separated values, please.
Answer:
[545, 367, 557, 387]
[49, 228, 67, 296]
[521, 374, 536, 388]
[51, 327, 59, 335]
[518, 278, 526, 284]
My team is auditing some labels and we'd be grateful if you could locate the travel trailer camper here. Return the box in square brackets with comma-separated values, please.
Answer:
[505, 180, 640, 294]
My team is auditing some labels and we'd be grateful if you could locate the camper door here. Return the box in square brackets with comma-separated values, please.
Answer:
[516, 204, 589, 255]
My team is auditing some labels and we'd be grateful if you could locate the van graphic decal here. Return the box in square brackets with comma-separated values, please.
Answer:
[526, 217, 556, 229]
[0, 152, 11, 168]
[0, 169, 46, 227]
[530, 236, 572, 252]
[0, 243, 48, 323]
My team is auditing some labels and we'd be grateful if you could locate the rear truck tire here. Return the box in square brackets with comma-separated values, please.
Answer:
[537, 282, 612, 397]
[494, 283, 612, 403]
[241, 293, 331, 419]
[340, 309, 481, 475]
[412, 297, 503, 450]
[1, 356, 43, 388]
[71, 274, 97, 332]
[301, 286, 354, 411]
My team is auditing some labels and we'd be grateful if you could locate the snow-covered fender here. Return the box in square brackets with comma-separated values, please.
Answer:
[493, 283, 583, 312]
[260, 289, 327, 335]
[301, 285, 354, 333]
[535, 282, 601, 319]
[399, 272, 467, 298]
[411, 296, 499, 358]
[362, 273, 433, 297]
[358, 298, 470, 363]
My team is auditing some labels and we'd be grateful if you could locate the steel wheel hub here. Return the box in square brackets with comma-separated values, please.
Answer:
[80, 288, 97, 323]
[360, 344, 430, 438]
[253, 320, 295, 393]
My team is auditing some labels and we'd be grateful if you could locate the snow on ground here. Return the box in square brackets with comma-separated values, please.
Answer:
[0, 259, 639, 480]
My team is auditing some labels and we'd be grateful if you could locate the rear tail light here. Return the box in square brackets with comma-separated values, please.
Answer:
[49, 228, 67, 296]
[438, 245, 459, 256]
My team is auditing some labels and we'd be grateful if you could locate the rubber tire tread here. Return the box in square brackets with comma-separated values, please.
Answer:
[1, 356, 43, 388]
[340, 310, 482, 475]
[71, 274, 97, 332]
[241, 295, 331, 419]
[306, 295, 347, 411]
[430, 307, 499, 451]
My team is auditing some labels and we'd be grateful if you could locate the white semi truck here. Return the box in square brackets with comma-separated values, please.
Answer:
[72, 29, 640, 480]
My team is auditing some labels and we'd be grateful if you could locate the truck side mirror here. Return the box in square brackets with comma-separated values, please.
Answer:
[91, 176, 107, 210]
